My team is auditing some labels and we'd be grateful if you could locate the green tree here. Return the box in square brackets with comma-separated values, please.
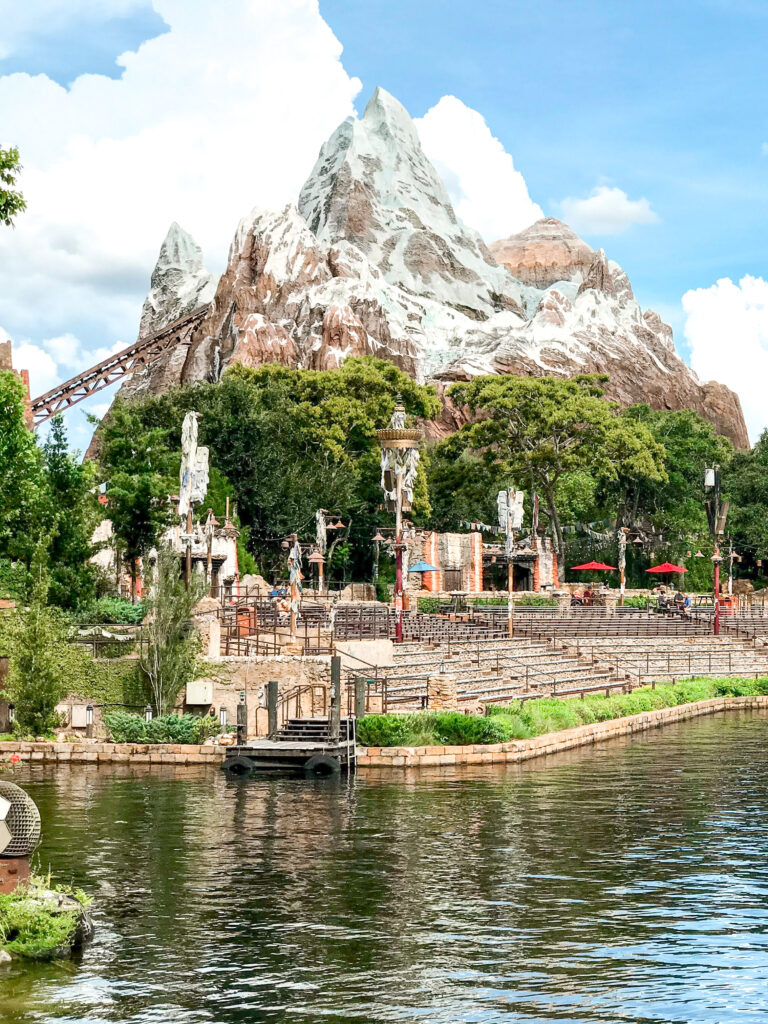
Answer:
[98, 402, 175, 600]
[726, 429, 768, 572]
[449, 375, 666, 553]
[425, 432, 507, 532]
[3, 546, 69, 736]
[0, 147, 26, 227]
[139, 545, 203, 715]
[95, 358, 439, 582]
[613, 406, 732, 538]
[0, 370, 43, 560]
[41, 416, 101, 608]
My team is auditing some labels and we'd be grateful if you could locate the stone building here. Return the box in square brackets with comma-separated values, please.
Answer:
[91, 507, 240, 600]
[0, 335, 32, 426]
[405, 531, 558, 594]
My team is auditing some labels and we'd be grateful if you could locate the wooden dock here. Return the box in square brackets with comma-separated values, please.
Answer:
[221, 718, 356, 775]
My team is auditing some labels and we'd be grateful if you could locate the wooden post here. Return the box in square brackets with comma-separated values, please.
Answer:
[355, 677, 367, 720]
[329, 655, 341, 742]
[236, 691, 247, 745]
[267, 679, 278, 738]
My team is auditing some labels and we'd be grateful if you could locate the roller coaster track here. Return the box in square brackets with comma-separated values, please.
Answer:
[29, 305, 209, 427]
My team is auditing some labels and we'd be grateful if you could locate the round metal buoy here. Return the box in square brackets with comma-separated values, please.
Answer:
[220, 756, 254, 775]
[303, 753, 341, 777]
[0, 781, 41, 858]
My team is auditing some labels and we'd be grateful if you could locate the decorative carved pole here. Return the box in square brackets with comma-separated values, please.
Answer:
[377, 398, 422, 644]
[179, 411, 209, 589]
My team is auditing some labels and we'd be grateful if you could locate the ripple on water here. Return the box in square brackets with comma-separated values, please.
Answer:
[3, 711, 768, 1022]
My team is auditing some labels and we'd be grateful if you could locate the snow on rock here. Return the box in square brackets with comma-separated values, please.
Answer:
[298, 87, 525, 321]
[124, 89, 747, 448]
[139, 222, 216, 336]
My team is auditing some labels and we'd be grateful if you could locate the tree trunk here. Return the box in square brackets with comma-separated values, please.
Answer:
[545, 489, 565, 556]
[130, 559, 137, 604]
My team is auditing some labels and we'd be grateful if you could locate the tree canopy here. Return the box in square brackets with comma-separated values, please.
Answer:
[448, 375, 667, 553]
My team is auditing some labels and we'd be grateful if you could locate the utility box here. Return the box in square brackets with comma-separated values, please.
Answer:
[70, 705, 88, 728]
[186, 681, 213, 705]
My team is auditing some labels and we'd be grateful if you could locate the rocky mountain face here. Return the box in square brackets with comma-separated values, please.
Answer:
[124, 88, 748, 448]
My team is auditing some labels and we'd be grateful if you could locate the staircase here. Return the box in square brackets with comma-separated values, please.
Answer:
[274, 718, 354, 743]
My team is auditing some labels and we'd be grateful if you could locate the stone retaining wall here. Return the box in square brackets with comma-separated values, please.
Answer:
[3, 696, 767, 767]
[0, 741, 227, 764]
[356, 695, 768, 768]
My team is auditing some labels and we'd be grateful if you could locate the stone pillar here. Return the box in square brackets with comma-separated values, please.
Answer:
[192, 596, 222, 659]
[427, 673, 459, 711]
[555, 590, 572, 614]
[596, 591, 618, 614]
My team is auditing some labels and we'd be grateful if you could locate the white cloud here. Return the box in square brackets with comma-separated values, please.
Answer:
[415, 95, 543, 241]
[560, 186, 658, 235]
[0, 0, 361, 396]
[684, 275, 768, 444]
[4, 330, 125, 398]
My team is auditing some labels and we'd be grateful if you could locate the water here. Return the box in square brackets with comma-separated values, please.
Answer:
[3, 711, 768, 1023]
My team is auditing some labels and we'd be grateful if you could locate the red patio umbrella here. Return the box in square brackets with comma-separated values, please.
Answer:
[570, 561, 617, 571]
[646, 562, 687, 574]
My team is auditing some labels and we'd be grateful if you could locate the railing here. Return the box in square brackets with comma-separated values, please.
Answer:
[276, 684, 329, 728]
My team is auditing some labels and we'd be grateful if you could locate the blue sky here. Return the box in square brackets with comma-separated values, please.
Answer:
[321, 0, 768, 343]
[2, 0, 768, 449]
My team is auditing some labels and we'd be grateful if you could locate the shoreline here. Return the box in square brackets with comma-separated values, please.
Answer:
[2, 696, 767, 768]
[355, 695, 768, 767]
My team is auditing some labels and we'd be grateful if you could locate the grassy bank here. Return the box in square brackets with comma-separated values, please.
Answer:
[357, 677, 768, 748]
[0, 880, 91, 960]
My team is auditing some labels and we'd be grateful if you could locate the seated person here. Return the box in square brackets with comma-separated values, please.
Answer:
[582, 586, 594, 607]
[673, 590, 685, 614]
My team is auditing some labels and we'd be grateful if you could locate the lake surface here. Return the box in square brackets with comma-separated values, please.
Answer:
[4, 711, 768, 1023]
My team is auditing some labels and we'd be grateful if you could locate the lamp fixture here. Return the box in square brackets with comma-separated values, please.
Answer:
[372, 531, 386, 543]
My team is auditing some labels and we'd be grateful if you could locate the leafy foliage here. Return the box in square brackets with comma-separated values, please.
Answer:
[2, 548, 70, 736]
[94, 358, 439, 581]
[0, 879, 90, 959]
[360, 677, 768, 746]
[0, 146, 26, 227]
[104, 710, 220, 744]
[97, 402, 176, 597]
[448, 375, 666, 553]
[139, 545, 203, 715]
[73, 597, 146, 625]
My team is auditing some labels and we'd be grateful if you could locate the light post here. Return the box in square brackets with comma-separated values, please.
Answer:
[372, 530, 386, 587]
[85, 704, 94, 740]
[376, 398, 422, 644]
[144, 704, 153, 723]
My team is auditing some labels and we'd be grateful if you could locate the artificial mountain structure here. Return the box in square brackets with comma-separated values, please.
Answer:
[120, 87, 748, 448]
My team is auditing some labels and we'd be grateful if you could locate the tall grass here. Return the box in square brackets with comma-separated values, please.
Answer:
[357, 677, 768, 747]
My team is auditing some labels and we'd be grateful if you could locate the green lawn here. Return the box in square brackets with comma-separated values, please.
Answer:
[357, 677, 768, 747]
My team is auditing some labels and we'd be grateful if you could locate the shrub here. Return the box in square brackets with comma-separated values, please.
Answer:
[0, 881, 90, 959]
[75, 597, 146, 625]
[104, 711, 219, 744]
[358, 676, 768, 748]
[3, 548, 70, 736]
[621, 595, 651, 609]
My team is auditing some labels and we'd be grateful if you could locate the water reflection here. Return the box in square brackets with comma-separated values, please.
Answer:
[3, 711, 768, 1022]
